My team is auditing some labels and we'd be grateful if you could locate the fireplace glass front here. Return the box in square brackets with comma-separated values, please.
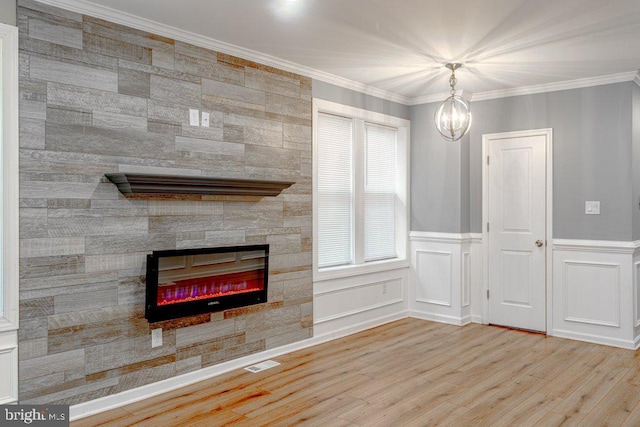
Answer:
[145, 245, 268, 322]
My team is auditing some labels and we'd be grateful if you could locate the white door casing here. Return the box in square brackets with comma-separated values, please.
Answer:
[482, 129, 553, 332]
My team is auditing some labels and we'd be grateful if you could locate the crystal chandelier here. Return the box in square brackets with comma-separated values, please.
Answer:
[434, 63, 472, 142]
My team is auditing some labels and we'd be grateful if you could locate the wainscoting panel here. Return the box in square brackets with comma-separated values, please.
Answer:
[635, 259, 640, 327]
[469, 235, 484, 323]
[409, 232, 473, 325]
[633, 252, 640, 344]
[564, 261, 620, 327]
[463, 251, 470, 307]
[0, 330, 18, 404]
[415, 250, 452, 306]
[313, 268, 409, 337]
[552, 240, 636, 349]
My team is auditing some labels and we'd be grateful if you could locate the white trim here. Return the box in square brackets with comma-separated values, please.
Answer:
[471, 72, 639, 102]
[550, 328, 636, 350]
[0, 331, 18, 404]
[409, 231, 475, 243]
[71, 310, 408, 421]
[469, 233, 483, 243]
[0, 23, 19, 333]
[312, 260, 410, 283]
[409, 89, 474, 106]
[414, 249, 452, 307]
[481, 128, 553, 331]
[635, 260, 640, 328]
[563, 261, 621, 328]
[462, 251, 470, 307]
[553, 239, 637, 254]
[409, 310, 472, 326]
[312, 98, 410, 283]
[632, 72, 640, 87]
[313, 275, 404, 296]
[314, 296, 405, 324]
[33, 0, 410, 105]
[31, 1, 640, 106]
[313, 99, 410, 127]
[470, 314, 483, 324]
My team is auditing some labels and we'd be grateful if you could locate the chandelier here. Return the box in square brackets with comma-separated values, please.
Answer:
[434, 63, 471, 142]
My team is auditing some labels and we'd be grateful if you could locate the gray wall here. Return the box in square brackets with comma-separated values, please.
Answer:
[0, 0, 15, 26]
[312, 79, 410, 120]
[410, 82, 634, 240]
[409, 102, 467, 233]
[470, 83, 633, 240]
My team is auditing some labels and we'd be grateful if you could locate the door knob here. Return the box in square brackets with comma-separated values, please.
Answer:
[535, 240, 544, 247]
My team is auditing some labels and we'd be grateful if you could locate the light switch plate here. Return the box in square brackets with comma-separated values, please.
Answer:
[201, 111, 210, 127]
[189, 109, 199, 126]
[585, 201, 600, 215]
[151, 328, 162, 348]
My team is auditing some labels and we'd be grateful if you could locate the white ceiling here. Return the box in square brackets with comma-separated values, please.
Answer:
[72, 0, 640, 102]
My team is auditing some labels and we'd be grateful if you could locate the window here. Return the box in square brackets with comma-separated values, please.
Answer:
[313, 99, 409, 280]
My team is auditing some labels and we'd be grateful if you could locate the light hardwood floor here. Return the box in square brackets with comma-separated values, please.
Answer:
[72, 318, 640, 426]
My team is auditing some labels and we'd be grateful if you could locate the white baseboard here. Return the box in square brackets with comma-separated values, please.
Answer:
[549, 329, 636, 350]
[70, 310, 409, 421]
[409, 310, 470, 326]
[470, 315, 484, 324]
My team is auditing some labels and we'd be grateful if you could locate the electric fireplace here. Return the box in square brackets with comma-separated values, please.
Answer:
[145, 245, 269, 323]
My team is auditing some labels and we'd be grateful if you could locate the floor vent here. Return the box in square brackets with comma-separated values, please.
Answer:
[244, 360, 281, 373]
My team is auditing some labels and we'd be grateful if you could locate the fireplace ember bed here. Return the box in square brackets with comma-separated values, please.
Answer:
[145, 245, 269, 323]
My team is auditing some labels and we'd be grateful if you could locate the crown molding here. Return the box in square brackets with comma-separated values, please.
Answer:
[30, 1, 640, 107]
[408, 92, 449, 106]
[33, 0, 411, 105]
[408, 89, 474, 106]
[471, 71, 639, 102]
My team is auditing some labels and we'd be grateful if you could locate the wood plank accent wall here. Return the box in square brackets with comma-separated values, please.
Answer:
[17, 0, 312, 405]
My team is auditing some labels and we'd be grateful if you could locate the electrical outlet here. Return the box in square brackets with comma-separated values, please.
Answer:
[189, 109, 199, 126]
[151, 328, 162, 348]
[201, 111, 210, 127]
[585, 201, 600, 215]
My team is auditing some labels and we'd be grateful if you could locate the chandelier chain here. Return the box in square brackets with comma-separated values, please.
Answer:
[449, 69, 457, 96]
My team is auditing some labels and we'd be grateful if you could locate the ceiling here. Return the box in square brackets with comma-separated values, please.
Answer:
[77, 0, 640, 102]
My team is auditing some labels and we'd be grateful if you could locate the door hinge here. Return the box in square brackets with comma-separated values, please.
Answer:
[487, 155, 490, 165]
[487, 223, 490, 232]
[487, 289, 490, 299]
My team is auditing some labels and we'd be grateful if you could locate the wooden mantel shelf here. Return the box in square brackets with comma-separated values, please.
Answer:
[105, 173, 294, 197]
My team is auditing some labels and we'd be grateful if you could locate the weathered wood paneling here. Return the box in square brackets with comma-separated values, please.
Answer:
[17, 0, 312, 405]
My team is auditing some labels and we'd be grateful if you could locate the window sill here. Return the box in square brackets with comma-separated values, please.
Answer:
[313, 258, 409, 282]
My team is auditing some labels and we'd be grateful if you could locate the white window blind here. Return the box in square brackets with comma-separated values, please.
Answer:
[316, 113, 353, 268]
[364, 123, 398, 261]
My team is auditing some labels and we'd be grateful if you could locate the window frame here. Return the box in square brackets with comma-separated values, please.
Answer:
[312, 99, 410, 282]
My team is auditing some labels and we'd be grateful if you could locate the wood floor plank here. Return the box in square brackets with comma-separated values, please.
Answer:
[71, 319, 640, 426]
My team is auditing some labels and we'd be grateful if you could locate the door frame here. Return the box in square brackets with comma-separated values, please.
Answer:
[481, 128, 553, 332]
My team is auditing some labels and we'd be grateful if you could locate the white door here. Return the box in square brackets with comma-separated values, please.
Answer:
[486, 131, 547, 332]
